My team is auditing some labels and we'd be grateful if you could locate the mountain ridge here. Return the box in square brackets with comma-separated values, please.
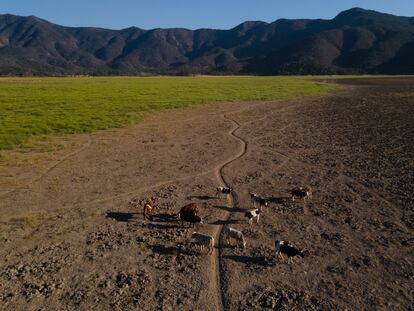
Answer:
[0, 8, 413, 75]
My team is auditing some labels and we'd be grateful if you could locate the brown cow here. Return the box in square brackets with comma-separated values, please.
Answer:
[177, 202, 203, 227]
[143, 197, 155, 220]
[291, 186, 312, 202]
[179, 202, 199, 215]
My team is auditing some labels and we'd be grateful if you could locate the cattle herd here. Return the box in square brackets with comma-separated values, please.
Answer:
[141, 186, 312, 262]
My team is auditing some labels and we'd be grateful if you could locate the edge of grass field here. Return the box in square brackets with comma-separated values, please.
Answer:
[0, 76, 343, 152]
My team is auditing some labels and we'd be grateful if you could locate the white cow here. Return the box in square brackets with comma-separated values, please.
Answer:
[245, 208, 260, 225]
[223, 225, 246, 248]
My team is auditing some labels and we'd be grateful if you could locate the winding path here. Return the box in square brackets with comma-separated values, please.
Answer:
[210, 113, 248, 311]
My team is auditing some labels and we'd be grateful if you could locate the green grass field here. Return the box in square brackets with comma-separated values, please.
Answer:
[0, 76, 338, 150]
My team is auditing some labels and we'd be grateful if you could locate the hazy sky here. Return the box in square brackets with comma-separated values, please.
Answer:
[1, 0, 413, 30]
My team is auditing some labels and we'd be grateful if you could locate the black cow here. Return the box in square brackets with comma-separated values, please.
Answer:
[216, 187, 233, 197]
[250, 193, 268, 209]
[178, 212, 203, 227]
[275, 240, 307, 263]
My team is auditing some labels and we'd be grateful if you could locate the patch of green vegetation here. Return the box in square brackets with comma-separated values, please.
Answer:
[0, 76, 338, 150]
[0, 230, 6, 242]
[315, 74, 412, 78]
[18, 212, 45, 227]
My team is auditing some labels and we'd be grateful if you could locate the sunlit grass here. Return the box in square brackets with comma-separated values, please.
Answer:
[8, 212, 46, 228]
[0, 76, 338, 150]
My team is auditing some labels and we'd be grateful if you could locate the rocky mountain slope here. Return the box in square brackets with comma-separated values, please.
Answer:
[0, 8, 413, 75]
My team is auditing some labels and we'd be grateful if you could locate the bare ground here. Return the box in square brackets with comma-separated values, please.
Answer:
[0, 78, 413, 310]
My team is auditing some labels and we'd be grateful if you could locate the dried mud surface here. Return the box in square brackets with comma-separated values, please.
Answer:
[0, 78, 413, 310]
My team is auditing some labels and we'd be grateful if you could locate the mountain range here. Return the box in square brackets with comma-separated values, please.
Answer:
[0, 8, 413, 75]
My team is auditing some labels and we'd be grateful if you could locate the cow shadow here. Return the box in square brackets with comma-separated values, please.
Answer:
[187, 195, 215, 201]
[267, 196, 291, 204]
[219, 242, 243, 249]
[147, 223, 181, 229]
[212, 205, 245, 213]
[152, 213, 178, 223]
[151, 244, 180, 255]
[106, 212, 138, 222]
[223, 255, 274, 267]
[209, 219, 240, 225]
[151, 243, 197, 256]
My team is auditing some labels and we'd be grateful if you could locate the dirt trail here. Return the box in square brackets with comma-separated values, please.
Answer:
[209, 113, 249, 311]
